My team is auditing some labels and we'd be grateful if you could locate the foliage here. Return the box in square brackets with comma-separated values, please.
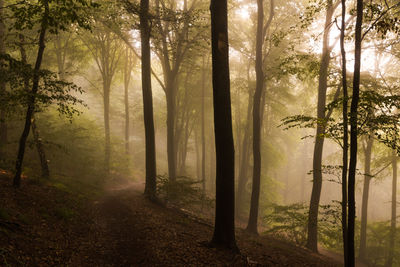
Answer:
[264, 202, 343, 249]
[156, 175, 211, 207]
[0, 53, 85, 120]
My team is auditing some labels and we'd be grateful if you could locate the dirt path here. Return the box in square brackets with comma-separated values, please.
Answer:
[0, 174, 343, 266]
[68, 179, 341, 266]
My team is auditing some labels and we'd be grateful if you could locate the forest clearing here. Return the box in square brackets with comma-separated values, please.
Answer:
[1, 0, 400, 266]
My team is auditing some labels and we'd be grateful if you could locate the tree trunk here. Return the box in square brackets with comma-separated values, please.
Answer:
[0, 0, 6, 159]
[19, 34, 50, 179]
[201, 56, 206, 195]
[306, 0, 337, 252]
[124, 47, 132, 155]
[340, 0, 349, 264]
[31, 115, 50, 178]
[103, 80, 111, 176]
[386, 150, 397, 267]
[13, 0, 49, 187]
[246, 0, 265, 235]
[209, 0, 237, 249]
[359, 136, 373, 261]
[348, 0, 363, 264]
[166, 79, 177, 181]
[140, 0, 157, 198]
[236, 89, 252, 217]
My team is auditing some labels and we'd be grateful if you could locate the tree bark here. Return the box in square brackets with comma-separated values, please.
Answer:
[13, 0, 49, 187]
[0, 0, 6, 159]
[31, 116, 50, 178]
[201, 56, 206, 195]
[124, 47, 133, 155]
[386, 150, 397, 267]
[140, 0, 157, 198]
[306, 0, 338, 252]
[236, 89, 252, 217]
[103, 80, 111, 175]
[359, 136, 373, 261]
[348, 0, 363, 264]
[209, 0, 237, 249]
[340, 1, 349, 264]
[19, 34, 50, 179]
[246, 0, 265, 235]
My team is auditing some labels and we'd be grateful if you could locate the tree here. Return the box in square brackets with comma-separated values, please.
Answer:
[140, 0, 157, 198]
[347, 0, 363, 264]
[247, 0, 275, 235]
[13, 0, 50, 187]
[83, 24, 122, 176]
[0, 0, 6, 159]
[306, 0, 339, 252]
[209, 0, 237, 249]
[339, 0, 349, 264]
[10, 0, 92, 187]
[123, 46, 135, 154]
[386, 150, 398, 267]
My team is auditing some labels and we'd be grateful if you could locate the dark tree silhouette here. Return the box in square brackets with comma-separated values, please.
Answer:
[209, 0, 237, 250]
[348, 0, 363, 264]
[140, 0, 157, 198]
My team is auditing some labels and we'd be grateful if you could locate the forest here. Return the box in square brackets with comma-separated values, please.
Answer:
[0, 0, 400, 266]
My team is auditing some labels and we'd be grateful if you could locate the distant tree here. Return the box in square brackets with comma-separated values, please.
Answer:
[82, 24, 122, 176]
[123, 46, 135, 154]
[209, 0, 237, 250]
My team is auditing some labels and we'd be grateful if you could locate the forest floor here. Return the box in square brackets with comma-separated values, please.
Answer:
[0, 171, 344, 266]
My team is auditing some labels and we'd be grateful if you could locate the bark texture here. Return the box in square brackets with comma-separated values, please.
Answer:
[140, 0, 157, 198]
[210, 0, 237, 249]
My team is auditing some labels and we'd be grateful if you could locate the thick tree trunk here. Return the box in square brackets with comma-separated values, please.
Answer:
[246, 0, 265, 235]
[306, 0, 337, 252]
[13, 0, 49, 187]
[359, 136, 373, 261]
[140, 0, 157, 198]
[210, 0, 237, 249]
[0, 0, 6, 159]
[348, 0, 363, 264]
[340, 1, 349, 264]
[386, 150, 397, 267]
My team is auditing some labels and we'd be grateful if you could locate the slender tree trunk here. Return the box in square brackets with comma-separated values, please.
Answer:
[386, 150, 397, 267]
[103, 81, 111, 176]
[13, 0, 49, 187]
[348, 0, 363, 264]
[236, 89, 252, 217]
[246, 0, 264, 235]
[0, 0, 6, 159]
[31, 116, 49, 178]
[55, 34, 66, 80]
[306, 0, 337, 252]
[201, 57, 206, 195]
[19, 34, 50, 179]
[166, 80, 177, 181]
[140, 0, 157, 198]
[210, 0, 237, 249]
[340, 1, 349, 264]
[124, 48, 132, 155]
[359, 136, 373, 261]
